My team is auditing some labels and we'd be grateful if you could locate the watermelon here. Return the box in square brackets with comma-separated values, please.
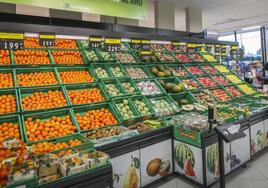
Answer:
[175, 143, 195, 169]
[206, 143, 219, 175]
[184, 159, 196, 177]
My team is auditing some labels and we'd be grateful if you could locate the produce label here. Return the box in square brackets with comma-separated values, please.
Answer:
[206, 44, 214, 53]
[214, 45, 221, 54]
[140, 50, 151, 61]
[141, 40, 151, 51]
[131, 39, 141, 50]
[231, 45, 239, 60]
[0, 32, 24, 50]
[171, 41, 181, 51]
[89, 36, 102, 48]
[39, 32, 56, 46]
[187, 43, 197, 53]
[105, 38, 121, 52]
[173, 126, 201, 147]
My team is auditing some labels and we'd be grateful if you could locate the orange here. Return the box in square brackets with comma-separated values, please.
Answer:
[52, 51, 82, 65]
[67, 88, 105, 105]
[0, 50, 10, 65]
[17, 72, 58, 87]
[59, 70, 94, 84]
[0, 73, 13, 88]
[0, 122, 20, 141]
[14, 50, 50, 65]
[0, 94, 17, 115]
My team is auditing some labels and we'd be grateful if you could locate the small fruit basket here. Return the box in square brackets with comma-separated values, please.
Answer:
[52, 50, 84, 65]
[130, 95, 155, 120]
[19, 86, 69, 113]
[112, 97, 140, 124]
[149, 96, 180, 118]
[180, 77, 201, 90]
[119, 78, 140, 95]
[99, 51, 116, 61]
[209, 88, 232, 102]
[65, 83, 108, 106]
[92, 64, 113, 79]
[186, 65, 204, 75]
[214, 65, 230, 73]
[226, 85, 244, 98]
[146, 65, 173, 77]
[192, 90, 216, 106]
[211, 75, 230, 86]
[80, 150, 110, 169]
[0, 89, 19, 116]
[53, 39, 78, 49]
[57, 67, 95, 84]
[188, 53, 204, 62]
[101, 78, 126, 98]
[197, 76, 218, 88]
[22, 109, 79, 143]
[84, 50, 101, 62]
[175, 53, 192, 63]
[167, 65, 190, 77]
[154, 52, 176, 63]
[13, 49, 51, 66]
[0, 69, 15, 89]
[225, 74, 242, 84]
[0, 115, 24, 142]
[0, 50, 11, 65]
[200, 65, 218, 75]
[72, 103, 120, 132]
[114, 51, 138, 64]
[107, 63, 128, 78]
[125, 65, 152, 80]
[157, 77, 185, 94]
[60, 154, 87, 176]
[135, 79, 165, 96]
[16, 68, 60, 87]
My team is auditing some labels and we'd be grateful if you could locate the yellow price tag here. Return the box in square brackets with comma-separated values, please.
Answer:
[141, 40, 151, 44]
[105, 38, 121, 44]
[39, 34, 55, 39]
[0, 32, 24, 39]
[131, 39, 141, 43]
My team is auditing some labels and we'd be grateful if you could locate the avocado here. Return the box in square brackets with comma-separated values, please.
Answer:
[150, 67, 158, 74]
[163, 70, 172, 77]
[171, 85, 182, 93]
[157, 65, 165, 71]
[158, 80, 166, 87]
[165, 82, 176, 91]
[179, 99, 189, 105]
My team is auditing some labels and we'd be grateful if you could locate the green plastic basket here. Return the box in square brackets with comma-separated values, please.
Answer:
[169, 91, 197, 106]
[124, 64, 153, 80]
[118, 77, 141, 96]
[97, 50, 116, 62]
[195, 75, 219, 88]
[0, 68, 17, 89]
[106, 63, 129, 78]
[178, 76, 202, 91]
[91, 63, 113, 79]
[19, 85, 70, 114]
[145, 64, 173, 78]
[130, 95, 155, 120]
[134, 78, 166, 97]
[0, 50, 13, 67]
[72, 102, 121, 132]
[51, 49, 87, 66]
[114, 51, 141, 64]
[64, 83, 109, 107]
[22, 108, 80, 144]
[83, 49, 102, 63]
[0, 88, 20, 116]
[101, 78, 126, 98]
[166, 64, 191, 77]
[156, 77, 183, 94]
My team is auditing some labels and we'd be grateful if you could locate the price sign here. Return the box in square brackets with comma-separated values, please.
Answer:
[39, 32, 55, 46]
[0, 32, 24, 50]
[206, 44, 214, 53]
[215, 44, 221, 54]
[131, 39, 141, 50]
[187, 43, 197, 53]
[221, 45, 227, 55]
[195, 44, 203, 52]
[140, 50, 151, 61]
[172, 41, 180, 51]
[104, 38, 121, 52]
[141, 40, 151, 51]
[89, 36, 102, 48]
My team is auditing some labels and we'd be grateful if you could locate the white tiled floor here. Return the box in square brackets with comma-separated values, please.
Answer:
[154, 150, 268, 188]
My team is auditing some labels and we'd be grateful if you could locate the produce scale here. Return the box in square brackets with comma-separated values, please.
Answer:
[0, 17, 268, 188]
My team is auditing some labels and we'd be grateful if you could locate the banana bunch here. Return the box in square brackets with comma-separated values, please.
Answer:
[143, 120, 162, 128]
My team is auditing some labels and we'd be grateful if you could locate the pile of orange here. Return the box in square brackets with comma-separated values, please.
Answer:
[17, 72, 58, 87]
[75, 108, 118, 130]
[67, 88, 105, 105]
[25, 115, 77, 142]
[24, 38, 44, 48]
[55, 39, 77, 49]
[14, 50, 50, 65]
[0, 94, 17, 114]
[32, 139, 82, 154]
[22, 90, 67, 111]
[0, 122, 20, 141]
[0, 50, 10, 65]
[59, 70, 94, 84]
[52, 51, 82, 65]
[0, 73, 13, 88]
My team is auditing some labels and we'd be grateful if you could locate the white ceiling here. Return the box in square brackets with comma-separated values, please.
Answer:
[159, 0, 268, 32]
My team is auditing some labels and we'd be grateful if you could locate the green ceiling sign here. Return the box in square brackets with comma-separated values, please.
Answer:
[0, 0, 148, 20]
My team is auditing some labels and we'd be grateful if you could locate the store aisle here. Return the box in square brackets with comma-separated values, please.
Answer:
[155, 151, 268, 188]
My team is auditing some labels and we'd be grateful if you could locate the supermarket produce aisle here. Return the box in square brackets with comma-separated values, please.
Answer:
[155, 151, 268, 188]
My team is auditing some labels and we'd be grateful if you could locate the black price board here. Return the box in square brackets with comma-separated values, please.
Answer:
[215, 124, 246, 143]
[195, 44, 203, 52]
[131, 39, 141, 50]
[231, 45, 239, 59]
[104, 38, 121, 52]
[187, 43, 197, 53]
[0, 32, 24, 50]
[89, 36, 102, 48]
[140, 51, 151, 61]
[141, 40, 151, 51]
[39, 32, 56, 47]
[206, 44, 213, 52]
[172, 41, 180, 51]
[215, 44, 221, 54]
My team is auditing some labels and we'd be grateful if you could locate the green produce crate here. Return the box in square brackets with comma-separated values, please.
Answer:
[114, 51, 141, 64]
[19, 86, 70, 114]
[154, 51, 177, 63]
[178, 76, 203, 91]
[166, 64, 191, 78]
[15, 67, 60, 87]
[22, 108, 80, 144]
[130, 95, 155, 120]
[124, 65, 153, 80]
[0, 49, 14, 67]
[173, 53, 193, 63]
[72, 103, 121, 132]
[118, 77, 141, 96]
[237, 83, 257, 96]
[91, 63, 113, 79]
[195, 75, 219, 88]
[191, 89, 217, 105]
[111, 97, 140, 125]
[12, 49, 53, 67]
[0, 88, 20, 116]
[56, 66, 96, 85]
[51, 49, 87, 66]
[0, 68, 17, 88]
[134, 78, 166, 97]
[106, 63, 129, 78]
[97, 50, 116, 62]
[77, 40, 89, 50]
[169, 91, 197, 106]
[0, 114, 24, 142]
[173, 125, 202, 147]
[184, 64, 206, 76]
[83, 49, 102, 63]
[101, 78, 126, 98]
[208, 87, 233, 103]
[210, 74, 232, 87]
[156, 77, 183, 93]
[7, 173, 37, 188]
[145, 64, 173, 78]
[225, 84, 245, 99]
[64, 83, 109, 107]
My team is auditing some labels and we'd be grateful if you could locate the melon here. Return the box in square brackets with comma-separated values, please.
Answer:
[206, 144, 219, 175]
[175, 143, 195, 169]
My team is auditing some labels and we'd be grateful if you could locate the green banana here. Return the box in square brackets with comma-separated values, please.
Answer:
[143, 120, 162, 128]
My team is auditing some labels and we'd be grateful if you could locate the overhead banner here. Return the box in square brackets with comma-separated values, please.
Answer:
[0, 0, 148, 20]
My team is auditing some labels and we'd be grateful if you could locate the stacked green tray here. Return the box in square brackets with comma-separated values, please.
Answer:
[51, 49, 87, 66]
[130, 95, 155, 120]
[101, 78, 126, 98]
[0, 88, 20, 115]
[0, 68, 17, 89]
[0, 115, 24, 141]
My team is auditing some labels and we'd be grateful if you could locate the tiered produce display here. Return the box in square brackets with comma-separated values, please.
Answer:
[0, 36, 268, 188]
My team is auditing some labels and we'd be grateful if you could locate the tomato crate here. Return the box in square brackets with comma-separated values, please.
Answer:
[101, 78, 126, 98]
[0, 88, 20, 116]
[124, 65, 153, 80]
[56, 66, 96, 85]
[118, 77, 141, 96]
[15, 67, 60, 88]
[91, 63, 113, 79]
[166, 64, 191, 77]
[130, 95, 155, 121]
[111, 97, 140, 125]
[22, 108, 80, 144]
[0, 68, 17, 89]
[0, 49, 13, 67]
[0, 114, 24, 142]
[179, 76, 202, 91]
[154, 52, 177, 63]
[19, 85, 70, 114]
[173, 53, 192, 63]
[29, 133, 93, 155]
[195, 75, 219, 88]
[225, 85, 245, 98]
[51, 49, 87, 66]
[106, 63, 129, 78]
[72, 103, 121, 132]
[64, 83, 109, 107]
[134, 78, 166, 97]
[184, 64, 205, 76]
[209, 87, 233, 102]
